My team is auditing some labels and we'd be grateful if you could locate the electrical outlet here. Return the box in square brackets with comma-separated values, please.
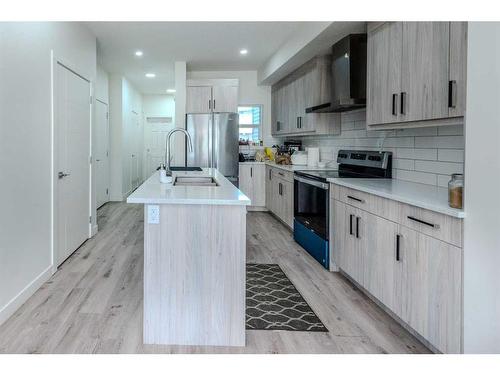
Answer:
[147, 205, 160, 224]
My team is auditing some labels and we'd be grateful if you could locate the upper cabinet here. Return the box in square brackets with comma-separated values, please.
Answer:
[271, 56, 340, 137]
[366, 22, 467, 129]
[186, 79, 239, 114]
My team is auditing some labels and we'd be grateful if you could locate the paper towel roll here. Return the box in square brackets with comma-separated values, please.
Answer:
[307, 147, 319, 167]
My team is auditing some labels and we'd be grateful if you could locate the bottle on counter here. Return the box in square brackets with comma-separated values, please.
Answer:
[448, 173, 464, 209]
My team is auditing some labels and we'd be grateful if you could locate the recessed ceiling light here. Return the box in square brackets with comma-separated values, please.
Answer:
[135, 50, 143, 57]
[166, 89, 176, 93]
[240, 49, 248, 55]
[145, 73, 156, 78]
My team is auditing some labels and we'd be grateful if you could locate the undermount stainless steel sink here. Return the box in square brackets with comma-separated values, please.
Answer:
[174, 176, 218, 186]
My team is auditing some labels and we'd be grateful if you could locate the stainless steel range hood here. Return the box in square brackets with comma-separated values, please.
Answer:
[306, 34, 367, 113]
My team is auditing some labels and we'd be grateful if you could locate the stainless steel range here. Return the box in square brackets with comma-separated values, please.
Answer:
[293, 150, 392, 269]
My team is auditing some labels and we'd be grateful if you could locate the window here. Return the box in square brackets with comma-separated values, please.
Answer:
[238, 105, 262, 144]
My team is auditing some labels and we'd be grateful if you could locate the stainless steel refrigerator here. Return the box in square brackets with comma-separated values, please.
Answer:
[185, 112, 239, 179]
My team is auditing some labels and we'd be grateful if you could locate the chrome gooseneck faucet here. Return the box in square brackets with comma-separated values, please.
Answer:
[164, 127, 193, 176]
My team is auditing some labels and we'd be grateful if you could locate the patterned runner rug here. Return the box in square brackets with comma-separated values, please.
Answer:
[246, 263, 328, 332]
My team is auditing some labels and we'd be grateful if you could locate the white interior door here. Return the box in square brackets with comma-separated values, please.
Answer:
[144, 117, 174, 177]
[55, 62, 91, 267]
[95, 100, 109, 208]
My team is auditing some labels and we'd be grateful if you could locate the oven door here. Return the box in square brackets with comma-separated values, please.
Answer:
[293, 175, 329, 240]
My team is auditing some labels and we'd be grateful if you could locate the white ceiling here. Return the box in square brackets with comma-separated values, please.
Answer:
[86, 22, 309, 94]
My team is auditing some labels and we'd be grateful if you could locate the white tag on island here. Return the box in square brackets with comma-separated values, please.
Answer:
[147, 205, 160, 224]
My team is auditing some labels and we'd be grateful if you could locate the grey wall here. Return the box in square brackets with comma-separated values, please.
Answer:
[463, 22, 500, 354]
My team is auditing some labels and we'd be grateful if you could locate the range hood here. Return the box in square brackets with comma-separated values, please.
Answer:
[306, 34, 367, 113]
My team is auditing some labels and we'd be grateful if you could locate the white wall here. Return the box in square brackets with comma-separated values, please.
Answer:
[187, 70, 276, 146]
[463, 22, 500, 353]
[95, 64, 109, 104]
[108, 75, 143, 200]
[0, 22, 96, 325]
[301, 110, 465, 187]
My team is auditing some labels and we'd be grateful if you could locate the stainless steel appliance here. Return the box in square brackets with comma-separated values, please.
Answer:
[186, 112, 239, 178]
[306, 34, 367, 113]
[293, 150, 392, 269]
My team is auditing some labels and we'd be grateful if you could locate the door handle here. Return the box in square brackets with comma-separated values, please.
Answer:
[392, 93, 398, 116]
[96, 159, 101, 162]
[349, 214, 354, 235]
[396, 234, 401, 261]
[355, 216, 360, 239]
[400, 92, 407, 115]
[448, 80, 457, 108]
[58, 172, 70, 179]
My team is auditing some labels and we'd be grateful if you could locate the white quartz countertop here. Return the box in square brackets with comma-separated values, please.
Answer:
[328, 178, 465, 218]
[127, 168, 250, 206]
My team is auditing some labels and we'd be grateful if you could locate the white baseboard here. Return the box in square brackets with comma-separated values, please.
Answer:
[0, 265, 53, 327]
[91, 224, 98, 237]
[247, 206, 268, 212]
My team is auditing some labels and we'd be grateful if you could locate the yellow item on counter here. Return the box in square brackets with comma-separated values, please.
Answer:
[264, 147, 275, 161]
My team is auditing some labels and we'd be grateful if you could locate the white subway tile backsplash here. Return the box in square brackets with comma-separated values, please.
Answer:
[415, 160, 464, 175]
[299, 110, 464, 187]
[395, 127, 438, 137]
[438, 124, 464, 136]
[395, 170, 438, 185]
[395, 148, 438, 160]
[414, 135, 465, 149]
[393, 158, 415, 171]
[438, 149, 465, 163]
[437, 174, 452, 188]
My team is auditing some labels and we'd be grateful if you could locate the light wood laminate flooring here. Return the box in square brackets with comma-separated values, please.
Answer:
[0, 202, 429, 353]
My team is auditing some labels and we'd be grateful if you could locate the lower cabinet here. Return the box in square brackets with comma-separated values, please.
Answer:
[238, 163, 266, 209]
[332, 191, 462, 353]
[399, 226, 462, 354]
[265, 165, 294, 229]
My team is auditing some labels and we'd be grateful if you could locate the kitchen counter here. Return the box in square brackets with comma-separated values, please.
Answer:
[239, 160, 335, 172]
[127, 168, 250, 206]
[127, 168, 247, 347]
[328, 177, 465, 218]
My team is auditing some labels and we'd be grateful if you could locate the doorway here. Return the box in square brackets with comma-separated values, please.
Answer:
[144, 116, 174, 178]
[95, 99, 109, 208]
[54, 62, 91, 267]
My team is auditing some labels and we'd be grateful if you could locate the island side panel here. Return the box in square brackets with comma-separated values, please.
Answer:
[143, 203, 246, 346]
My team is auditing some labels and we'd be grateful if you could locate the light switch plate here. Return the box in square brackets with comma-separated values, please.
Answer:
[147, 205, 160, 224]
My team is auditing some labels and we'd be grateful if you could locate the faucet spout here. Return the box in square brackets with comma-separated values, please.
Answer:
[165, 127, 193, 175]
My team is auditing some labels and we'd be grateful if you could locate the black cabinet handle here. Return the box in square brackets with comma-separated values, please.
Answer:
[448, 80, 457, 108]
[347, 195, 364, 203]
[208, 100, 211, 110]
[356, 216, 360, 238]
[349, 214, 354, 235]
[279, 183, 282, 196]
[392, 93, 398, 116]
[407, 216, 439, 229]
[250, 167, 253, 178]
[269, 169, 272, 180]
[213, 99, 215, 110]
[400, 92, 407, 115]
[396, 234, 401, 261]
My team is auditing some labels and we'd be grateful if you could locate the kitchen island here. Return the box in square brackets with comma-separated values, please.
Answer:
[127, 168, 250, 346]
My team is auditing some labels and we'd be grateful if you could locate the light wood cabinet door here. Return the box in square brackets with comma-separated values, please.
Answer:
[360, 210, 402, 316]
[238, 164, 253, 203]
[449, 22, 467, 117]
[339, 205, 364, 284]
[366, 22, 403, 125]
[212, 85, 238, 113]
[400, 226, 462, 353]
[186, 86, 212, 113]
[280, 179, 294, 228]
[265, 166, 274, 212]
[330, 199, 346, 271]
[250, 164, 266, 207]
[401, 22, 450, 122]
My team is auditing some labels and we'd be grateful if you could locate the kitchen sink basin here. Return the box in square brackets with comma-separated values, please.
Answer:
[169, 166, 203, 172]
[174, 176, 218, 186]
